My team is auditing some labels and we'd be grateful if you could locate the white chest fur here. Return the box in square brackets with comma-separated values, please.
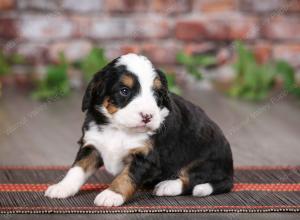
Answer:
[83, 123, 149, 176]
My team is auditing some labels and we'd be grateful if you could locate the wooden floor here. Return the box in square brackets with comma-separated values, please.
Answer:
[0, 85, 300, 219]
[1, 86, 300, 166]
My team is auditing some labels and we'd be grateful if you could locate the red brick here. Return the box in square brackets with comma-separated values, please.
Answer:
[227, 15, 258, 40]
[141, 42, 180, 64]
[0, 0, 14, 10]
[239, 0, 300, 13]
[203, 19, 228, 40]
[121, 45, 142, 54]
[194, 0, 237, 12]
[176, 14, 258, 41]
[16, 43, 48, 64]
[105, 0, 148, 12]
[88, 16, 170, 40]
[273, 44, 300, 67]
[289, 0, 300, 12]
[183, 42, 217, 55]
[175, 21, 206, 41]
[0, 18, 17, 39]
[70, 15, 92, 38]
[104, 43, 179, 64]
[103, 44, 143, 60]
[150, 0, 192, 14]
[102, 44, 122, 60]
[48, 40, 93, 62]
[19, 15, 75, 41]
[262, 16, 300, 40]
[253, 42, 272, 64]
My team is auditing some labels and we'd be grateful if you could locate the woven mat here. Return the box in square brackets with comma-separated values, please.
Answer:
[0, 166, 300, 214]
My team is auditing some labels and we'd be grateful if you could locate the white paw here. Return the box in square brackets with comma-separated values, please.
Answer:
[154, 179, 183, 196]
[192, 183, 213, 197]
[45, 183, 79, 199]
[94, 189, 124, 207]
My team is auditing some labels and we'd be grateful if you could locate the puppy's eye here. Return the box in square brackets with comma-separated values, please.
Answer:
[120, 87, 130, 96]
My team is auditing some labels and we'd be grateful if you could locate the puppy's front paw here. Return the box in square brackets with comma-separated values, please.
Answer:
[154, 179, 183, 196]
[94, 189, 124, 207]
[45, 183, 79, 199]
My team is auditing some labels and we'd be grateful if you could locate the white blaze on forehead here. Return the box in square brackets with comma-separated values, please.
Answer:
[113, 53, 168, 131]
[117, 53, 156, 91]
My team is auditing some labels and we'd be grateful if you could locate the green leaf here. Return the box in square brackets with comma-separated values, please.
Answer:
[165, 72, 181, 95]
[228, 41, 289, 101]
[32, 53, 70, 101]
[176, 52, 193, 66]
[176, 51, 216, 81]
[275, 60, 295, 92]
[79, 48, 108, 82]
[10, 53, 25, 64]
[193, 55, 217, 66]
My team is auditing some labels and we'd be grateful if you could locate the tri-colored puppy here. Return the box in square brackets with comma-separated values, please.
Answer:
[45, 53, 233, 206]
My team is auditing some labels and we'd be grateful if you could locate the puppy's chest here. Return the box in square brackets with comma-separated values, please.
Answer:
[84, 125, 149, 176]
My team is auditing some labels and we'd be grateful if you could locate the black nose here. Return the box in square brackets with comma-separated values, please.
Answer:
[140, 113, 153, 124]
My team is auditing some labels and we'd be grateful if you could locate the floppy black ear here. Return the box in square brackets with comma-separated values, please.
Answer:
[81, 71, 108, 112]
[155, 69, 172, 110]
[82, 79, 94, 112]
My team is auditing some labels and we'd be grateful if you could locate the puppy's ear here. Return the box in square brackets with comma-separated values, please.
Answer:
[81, 71, 108, 112]
[82, 79, 94, 112]
[155, 69, 172, 110]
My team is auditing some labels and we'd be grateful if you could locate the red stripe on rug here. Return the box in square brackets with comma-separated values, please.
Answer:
[0, 183, 108, 192]
[233, 183, 300, 191]
[1, 183, 300, 192]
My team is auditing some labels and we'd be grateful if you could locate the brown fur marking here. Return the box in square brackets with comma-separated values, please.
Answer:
[74, 146, 101, 173]
[123, 140, 153, 164]
[179, 160, 204, 190]
[121, 74, 134, 88]
[110, 140, 153, 200]
[130, 140, 153, 156]
[153, 77, 162, 89]
[179, 169, 190, 189]
[109, 166, 136, 200]
[103, 97, 119, 114]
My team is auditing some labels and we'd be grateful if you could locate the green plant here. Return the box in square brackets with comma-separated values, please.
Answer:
[165, 72, 181, 95]
[32, 53, 70, 101]
[79, 48, 108, 82]
[228, 41, 300, 101]
[228, 41, 277, 101]
[0, 52, 25, 97]
[275, 60, 300, 97]
[0, 51, 25, 76]
[176, 51, 217, 80]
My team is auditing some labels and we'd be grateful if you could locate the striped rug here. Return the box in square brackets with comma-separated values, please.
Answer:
[0, 166, 299, 214]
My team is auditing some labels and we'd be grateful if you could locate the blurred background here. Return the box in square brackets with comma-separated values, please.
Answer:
[0, 0, 300, 167]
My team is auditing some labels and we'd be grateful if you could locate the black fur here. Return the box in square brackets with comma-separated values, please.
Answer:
[79, 56, 233, 198]
[125, 93, 234, 195]
[154, 94, 233, 194]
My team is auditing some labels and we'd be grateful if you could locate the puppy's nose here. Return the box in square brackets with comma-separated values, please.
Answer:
[140, 113, 153, 124]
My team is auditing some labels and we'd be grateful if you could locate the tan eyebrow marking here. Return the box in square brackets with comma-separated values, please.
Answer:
[121, 74, 134, 88]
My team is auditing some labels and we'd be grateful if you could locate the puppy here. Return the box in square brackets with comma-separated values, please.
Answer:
[45, 53, 233, 207]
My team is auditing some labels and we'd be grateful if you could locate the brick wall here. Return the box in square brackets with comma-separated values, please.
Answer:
[1, 0, 300, 72]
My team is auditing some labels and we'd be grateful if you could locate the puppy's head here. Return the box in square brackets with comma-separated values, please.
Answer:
[82, 53, 170, 133]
